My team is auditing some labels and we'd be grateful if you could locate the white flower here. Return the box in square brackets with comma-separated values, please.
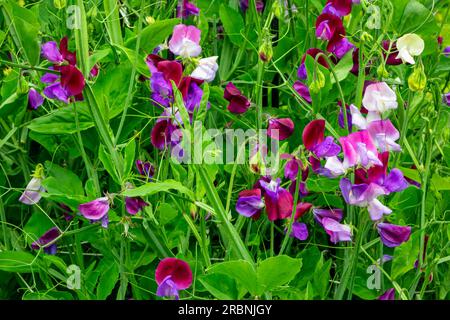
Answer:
[396, 33, 424, 65]
[362, 82, 398, 113]
[168, 24, 202, 58]
[349, 104, 381, 130]
[191, 56, 219, 82]
[324, 156, 346, 176]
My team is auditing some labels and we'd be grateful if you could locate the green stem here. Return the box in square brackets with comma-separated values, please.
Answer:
[104, 0, 124, 46]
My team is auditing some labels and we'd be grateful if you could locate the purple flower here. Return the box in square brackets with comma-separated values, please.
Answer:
[302, 119, 340, 158]
[155, 258, 193, 300]
[125, 197, 149, 215]
[444, 46, 450, 58]
[31, 227, 60, 255]
[340, 178, 391, 221]
[322, 217, 352, 243]
[240, 0, 264, 13]
[183, 78, 203, 113]
[313, 208, 343, 224]
[377, 223, 411, 247]
[378, 288, 395, 300]
[224, 82, 251, 114]
[19, 177, 45, 205]
[176, 0, 200, 18]
[289, 222, 308, 241]
[136, 160, 155, 179]
[338, 103, 353, 131]
[328, 37, 355, 59]
[443, 92, 450, 106]
[28, 88, 44, 110]
[293, 81, 312, 103]
[267, 118, 295, 141]
[41, 41, 64, 64]
[43, 82, 69, 103]
[259, 178, 294, 221]
[78, 197, 110, 228]
[236, 189, 265, 218]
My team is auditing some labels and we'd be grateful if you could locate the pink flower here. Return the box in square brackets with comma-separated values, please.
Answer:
[367, 119, 401, 152]
[79, 197, 110, 228]
[267, 118, 294, 141]
[362, 82, 398, 113]
[155, 258, 193, 300]
[339, 130, 382, 169]
[169, 24, 202, 58]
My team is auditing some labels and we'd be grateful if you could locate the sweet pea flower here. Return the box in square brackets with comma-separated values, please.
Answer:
[28, 88, 44, 110]
[136, 160, 155, 179]
[267, 118, 294, 141]
[443, 92, 450, 106]
[191, 56, 219, 82]
[19, 164, 45, 205]
[382, 40, 403, 65]
[289, 222, 309, 241]
[224, 82, 251, 114]
[362, 82, 398, 113]
[31, 227, 61, 255]
[168, 24, 202, 58]
[176, 0, 200, 18]
[259, 178, 294, 221]
[322, 217, 352, 243]
[155, 258, 193, 300]
[323, 0, 353, 17]
[340, 178, 391, 221]
[378, 288, 395, 300]
[151, 118, 179, 150]
[313, 208, 343, 224]
[396, 33, 425, 65]
[339, 130, 382, 169]
[444, 46, 450, 58]
[377, 223, 411, 247]
[282, 154, 309, 197]
[41, 41, 64, 64]
[349, 104, 381, 130]
[79, 197, 110, 228]
[328, 37, 355, 59]
[302, 119, 340, 158]
[125, 197, 148, 215]
[367, 119, 401, 152]
[236, 189, 265, 218]
[293, 81, 312, 103]
[240, 0, 264, 13]
[315, 13, 345, 42]
[297, 48, 329, 80]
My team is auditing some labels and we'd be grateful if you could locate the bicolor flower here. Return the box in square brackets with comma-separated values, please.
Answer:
[378, 288, 395, 300]
[31, 227, 61, 255]
[28, 88, 44, 110]
[382, 40, 403, 65]
[328, 37, 355, 59]
[362, 82, 398, 114]
[377, 223, 411, 247]
[367, 119, 401, 152]
[259, 178, 294, 221]
[340, 178, 391, 220]
[302, 119, 340, 158]
[125, 197, 148, 215]
[191, 56, 219, 82]
[267, 118, 294, 141]
[315, 13, 345, 42]
[294, 202, 313, 219]
[79, 197, 110, 228]
[339, 130, 382, 169]
[136, 160, 155, 179]
[19, 164, 45, 205]
[313, 208, 343, 224]
[236, 189, 265, 218]
[443, 92, 450, 106]
[151, 118, 180, 150]
[322, 217, 352, 243]
[338, 103, 352, 131]
[323, 0, 353, 17]
[224, 82, 251, 114]
[297, 48, 329, 80]
[348, 104, 381, 130]
[155, 258, 193, 300]
[176, 0, 200, 18]
[282, 154, 309, 197]
[289, 222, 308, 241]
[396, 33, 425, 65]
[168, 24, 202, 58]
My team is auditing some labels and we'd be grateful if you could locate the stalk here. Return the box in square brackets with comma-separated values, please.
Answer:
[104, 0, 124, 46]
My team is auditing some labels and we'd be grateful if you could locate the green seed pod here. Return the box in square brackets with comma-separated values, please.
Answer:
[377, 64, 389, 78]
[17, 77, 29, 95]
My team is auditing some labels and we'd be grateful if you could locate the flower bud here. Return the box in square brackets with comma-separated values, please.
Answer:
[17, 77, 29, 95]
[258, 28, 273, 63]
[360, 31, 373, 42]
[309, 70, 325, 94]
[408, 64, 427, 92]
[377, 64, 389, 78]
[146, 16, 155, 25]
[54, 0, 67, 9]
[272, 0, 284, 20]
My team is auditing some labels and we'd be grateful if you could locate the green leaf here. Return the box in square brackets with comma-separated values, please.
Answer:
[194, 83, 209, 123]
[331, 49, 354, 84]
[96, 259, 120, 299]
[392, 231, 420, 279]
[306, 177, 340, 192]
[398, 1, 437, 36]
[0, 251, 37, 273]
[28, 103, 94, 134]
[113, 45, 150, 77]
[219, 4, 245, 46]
[207, 260, 258, 296]
[125, 18, 180, 53]
[122, 179, 194, 199]
[43, 161, 84, 196]
[1, 2, 40, 65]
[256, 255, 302, 294]
[199, 273, 238, 300]
[157, 203, 179, 225]
[99, 145, 121, 185]
[23, 211, 56, 245]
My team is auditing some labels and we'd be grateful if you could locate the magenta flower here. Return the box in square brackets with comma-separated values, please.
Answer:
[294, 202, 313, 219]
[377, 223, 411, 247]
[339, 130, 382, 169]
[315, 13, 345, 42]
[443, 92, 450, 106]
[31, 227, 60, 255]
[328, 37, 355, 59]
[240, 0, 264, 13]
[378, 288, 395, 300]
[267, 118, 294, 141]
[362, 82, 398, 113]
[41, 41, 64, 64]
[176, 0, 200, 18]
[150, 118, 179, 150]
[155, 258, 193, 300]
[78, 197, 110, 228]
[224, 82, 251, 114]
[313, 208, 343, 224]
[28, 88, 44, 110]
[322, 217, 352, 243]
[136, 160, 155, 179]
[259, 178, 294, 221]
[382, 40, 403, 65]
[297, 48, 329, 80]
[168, 24, 202, 58]
[289, 222, 309, 241]
[302, 119, 340, 158]
[367, 119, 401, 152]
[236, 189, 265, 218]
[323, 0, 353, 17]
[125, 197, 149, 215]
